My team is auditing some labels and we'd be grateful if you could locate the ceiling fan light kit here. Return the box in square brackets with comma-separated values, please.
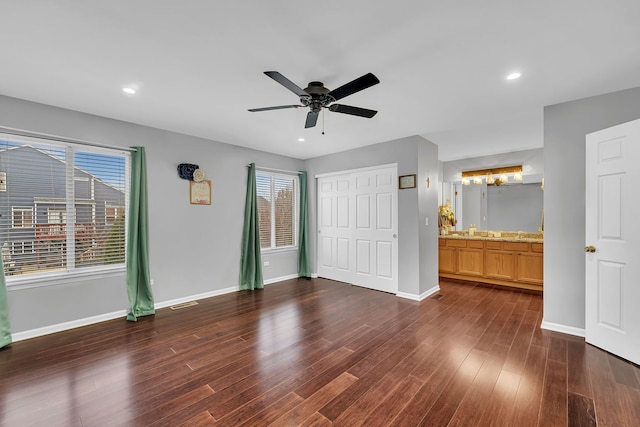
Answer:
[249, 71, 380, 128]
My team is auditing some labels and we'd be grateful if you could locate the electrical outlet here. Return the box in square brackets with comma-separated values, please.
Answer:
[263, 261, 270, 267]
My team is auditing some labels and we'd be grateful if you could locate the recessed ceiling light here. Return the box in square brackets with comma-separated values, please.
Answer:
[506, 72, 522, 80]
[122, 87, 136, 95]
[297, 138, 305, 142]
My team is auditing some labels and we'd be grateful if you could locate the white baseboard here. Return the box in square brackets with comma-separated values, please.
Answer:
[12, 309, 128, 342]
[396, 285, 440, 301]
[263, 274, 300, 285]
[12, 285, 240, 342]
[540, 319, 586, 337]
[154, 286, 238, 310]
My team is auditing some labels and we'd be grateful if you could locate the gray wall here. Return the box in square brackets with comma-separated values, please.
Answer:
[0, 94, 304, 334]
[544, 86, 640, 331]
[305, 135, 439, 297]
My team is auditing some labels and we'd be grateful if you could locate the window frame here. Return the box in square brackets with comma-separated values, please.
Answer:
[11, 206, 34, 228]
[256, 170, 299, 253]
[1, 133, 130, 288]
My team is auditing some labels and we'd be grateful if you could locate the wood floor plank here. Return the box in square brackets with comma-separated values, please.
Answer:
[585, 344, 632, 426]
[538, 359, 568, 427]
[417, 348, 488, 426]
[568, 392, 597, 427]
[447, 343, 509, 426]
[567, 338, 593, 398]
[507, 344, 547, 427]
[268, 372, 357, 426]
[1, 278, 639, 426]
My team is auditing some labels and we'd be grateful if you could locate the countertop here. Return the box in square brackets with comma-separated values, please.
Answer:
[439, 233, 544, 243]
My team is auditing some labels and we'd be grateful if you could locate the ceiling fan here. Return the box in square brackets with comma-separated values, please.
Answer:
[248, 71, 380, 128]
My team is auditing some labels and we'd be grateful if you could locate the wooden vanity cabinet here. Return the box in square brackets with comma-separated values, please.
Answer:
[438, 238, 543, 291]
[457, 240, 484, 277]
[516, 243, 543, 285]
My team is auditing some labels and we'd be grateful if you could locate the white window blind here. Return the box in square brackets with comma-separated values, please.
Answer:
[0, 135, 129, 279]
[256, 172, 297, 250]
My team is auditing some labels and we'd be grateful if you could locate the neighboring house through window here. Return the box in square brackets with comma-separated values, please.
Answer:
[256, 171, 298, 251]
[0, 134, 129, 280]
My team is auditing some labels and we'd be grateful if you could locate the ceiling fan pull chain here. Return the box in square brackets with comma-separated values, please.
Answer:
[322, 109, 325, 135]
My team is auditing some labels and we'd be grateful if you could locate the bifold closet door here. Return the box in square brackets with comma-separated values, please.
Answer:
[317, 174, 353, 284]
[317, 166, 398, 294]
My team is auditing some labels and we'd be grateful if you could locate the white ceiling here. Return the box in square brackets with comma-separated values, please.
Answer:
[1, 1, 639, 161]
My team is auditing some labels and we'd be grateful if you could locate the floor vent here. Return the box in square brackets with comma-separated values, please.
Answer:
[170, 301, 199, 310]
[431, 294, 444, 300]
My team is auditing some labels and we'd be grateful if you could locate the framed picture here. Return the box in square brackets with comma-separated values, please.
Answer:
[190, 180, 211, 205]
[398, 174, 416, 189]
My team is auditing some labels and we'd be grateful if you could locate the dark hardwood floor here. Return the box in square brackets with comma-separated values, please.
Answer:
[1, 278, 639, 426]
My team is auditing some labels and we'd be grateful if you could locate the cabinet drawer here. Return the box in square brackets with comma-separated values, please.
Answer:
[468, 240, 484, 249]
[485, 241, 502, 250]
[439, 238, 446, 247]
[531, 243, 543, 253]
[447, 239, 467, 248]
[504, 242, 529, 252]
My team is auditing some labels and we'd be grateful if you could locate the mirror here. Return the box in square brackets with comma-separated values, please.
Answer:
[455, 179, 543, 232]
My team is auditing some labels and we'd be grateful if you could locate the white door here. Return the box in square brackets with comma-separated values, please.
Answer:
[317, 165, 398, 294]
[317, 175, 353, 284]
[352, 167, 398, 293]
[585, 118, 640, 365]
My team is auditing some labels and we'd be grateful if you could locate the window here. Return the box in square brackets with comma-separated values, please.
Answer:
[12, 207, 33, 228]
[47, 208, 67, 224]
[11, 241, 34, 255]
[256, 171, 298, 250]
[105, 205, 124, 225]
[0, 134, 129, 279]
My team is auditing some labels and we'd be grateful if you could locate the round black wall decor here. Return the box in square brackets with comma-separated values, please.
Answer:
[177, 163, 199, 180]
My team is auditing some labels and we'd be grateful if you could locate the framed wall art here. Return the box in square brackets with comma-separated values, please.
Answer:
[190, 179, 211, 205]
[398, 174, 416, 189]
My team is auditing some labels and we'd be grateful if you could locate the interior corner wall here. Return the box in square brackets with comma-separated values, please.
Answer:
[418, 139, 440, 296]
[304, 135, 439, 297]
[0, 94, 304, 335]
[543, 86, 640, 331]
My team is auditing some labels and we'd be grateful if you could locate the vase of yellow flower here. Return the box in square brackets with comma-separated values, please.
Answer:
[438, 200, 457, 232]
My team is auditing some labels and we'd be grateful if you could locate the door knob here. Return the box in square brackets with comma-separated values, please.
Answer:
[585, 245, 596, 253]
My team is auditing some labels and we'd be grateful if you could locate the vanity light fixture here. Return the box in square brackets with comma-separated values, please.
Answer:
[461, 165, 523, 186]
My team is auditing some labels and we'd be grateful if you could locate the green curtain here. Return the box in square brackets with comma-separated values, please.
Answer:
[0, 254, 11, 349]
[239, 163, 263, 290]
[126, 146, 155, 321]
[297, 171, 311, 277]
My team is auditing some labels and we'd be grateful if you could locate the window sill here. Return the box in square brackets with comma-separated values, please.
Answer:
[6, 265, 126, 291]
[261, 246, 298, 255]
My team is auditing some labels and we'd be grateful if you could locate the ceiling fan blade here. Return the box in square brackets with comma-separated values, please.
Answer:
[328, 104, 377, 118]
[264, 71, 307, 97]
[248, 105, 303, 112]
[305, 111, 319, 128]
[328, 73, 380, 101]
